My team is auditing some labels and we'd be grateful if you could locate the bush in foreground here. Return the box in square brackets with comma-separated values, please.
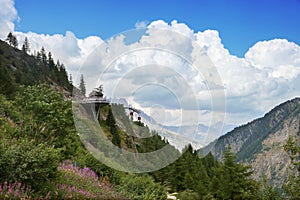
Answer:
[0, 181, 31, 199]
[51, 161, 125, 199]
[118, 174, 167, 200]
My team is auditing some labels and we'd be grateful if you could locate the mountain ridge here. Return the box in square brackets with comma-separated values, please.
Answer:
[202, 97, 300, 186]
[0, 39, 72, 96]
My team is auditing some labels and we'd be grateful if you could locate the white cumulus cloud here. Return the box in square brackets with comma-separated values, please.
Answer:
[1, 0, 299, 144]
[0, 0, 18, 39]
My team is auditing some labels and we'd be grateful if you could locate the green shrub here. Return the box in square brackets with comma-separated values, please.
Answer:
[0, 181, 31, 199]
[176, 189, 200, 200]
[118, 174, 166, 200]
[0, 138, 60, 192]
[50, 161, 123, 199]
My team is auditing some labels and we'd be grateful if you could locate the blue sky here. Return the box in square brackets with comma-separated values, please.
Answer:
[14, 0, 300, 57]
[1, 0, 299, 146]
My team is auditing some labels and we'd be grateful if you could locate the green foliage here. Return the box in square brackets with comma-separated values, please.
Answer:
[284, 136, 300, 170]
[14, 85, 82, 159]
[210, 146, 259, 199]
[152, 144, 209, 197]
[259, 175, 281, 200]
[0, 85, 123, 196]
[40, 47, 47, 65]
[118, 174, 166, 200]
[0, 138, 60, 192]
[0, 40, 72, 95]
[283, 173, 300, 200]
[6, 32, 18, 48]
[283, 136, 300, 199]
[0, 181, 31, 199]
[106, 107, 121, 147]
[0, 78, 293, 199]
[201, 152, 219, 178]
[176, 189, 200, 200]
[79, 74, 86, 96]
[0, 62, 17, 97]
[49, 161, 123, 199]
[111, 125, 122, 147]
[206, 98, 300, 162]
[76, 152, 121, 185]
[106, 107, 116, 127]
[22, 37, 30, 54]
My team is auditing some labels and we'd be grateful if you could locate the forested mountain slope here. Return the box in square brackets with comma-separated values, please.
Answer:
[0, 39, 72, 96]
[1, 38, 299, 198]
[203, 98, 300, 186]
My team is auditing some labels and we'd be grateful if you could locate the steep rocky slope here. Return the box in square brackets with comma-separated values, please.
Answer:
[203, 98, 300, 186]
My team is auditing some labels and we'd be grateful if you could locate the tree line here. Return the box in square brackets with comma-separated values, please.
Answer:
[3, 32, 72, 91]
[0, 84, 299, 199]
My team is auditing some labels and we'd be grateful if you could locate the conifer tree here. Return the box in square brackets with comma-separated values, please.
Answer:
[283, 136, 300, 199]
[211, 146, 259, 199]
[36, 51, 41, 62]
[22, 37, 30, 54]
[111, 124, 121, 147]
[56, 60, 61, 68]
[48, 52, 55, 68]
[6, 32, 13, 45]
[201, 152, 219, 178]
[106, 108, 116, 127]
[69, 74, 73, 85]
[22, 44, 26, 54]
[6, 32, 18, 48]
[79, 74, 86, 96]
[259, 175, 281, 200]
[40, 47, 47, 65]
[165, 144, 209, 196]
[57, 64, 68, 87]
[182, 145, 209, 196]
[106, 107, 121, 147]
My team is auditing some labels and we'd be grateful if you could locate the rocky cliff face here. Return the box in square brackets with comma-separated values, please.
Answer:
[250, 103, 299, 187]
[203, 98, 300, 187]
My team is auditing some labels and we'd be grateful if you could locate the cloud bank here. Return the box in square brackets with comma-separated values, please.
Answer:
[0, 0, 18, 39]
[1, 0, 300, 144]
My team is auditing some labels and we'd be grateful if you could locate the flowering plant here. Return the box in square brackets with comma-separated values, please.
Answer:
[0, 181, 31, 199]
[52, 160, 125, 199]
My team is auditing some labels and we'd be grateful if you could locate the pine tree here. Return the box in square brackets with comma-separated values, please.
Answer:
[36, 51, 42, 63]
[22, 44, 26, 54]
[48, 52, 55, 68]
[182, 146, 209, 196]
[111, 125, 121, 147]
[58, 64, 68, 87]
[40, 47, 47, 65]
[106, 107, 121, 147]
[0, 62, 16, 96]
[283, 136, 300, 200]
[168, 154, 186, 191]
[79, 74, 86, 96]
[56, 60, 61, 68]
[201, 152, 219, 178]
[69, 74, 73, 85]
[259, 175, 281, 200]
[212, 146, 259, 199]
[165, 144, 209, 195]
[6, 32, 13, 45]
[22, 37, 30, 54]
[106, 108, 116, 127]
[6, 32, 18, 48]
